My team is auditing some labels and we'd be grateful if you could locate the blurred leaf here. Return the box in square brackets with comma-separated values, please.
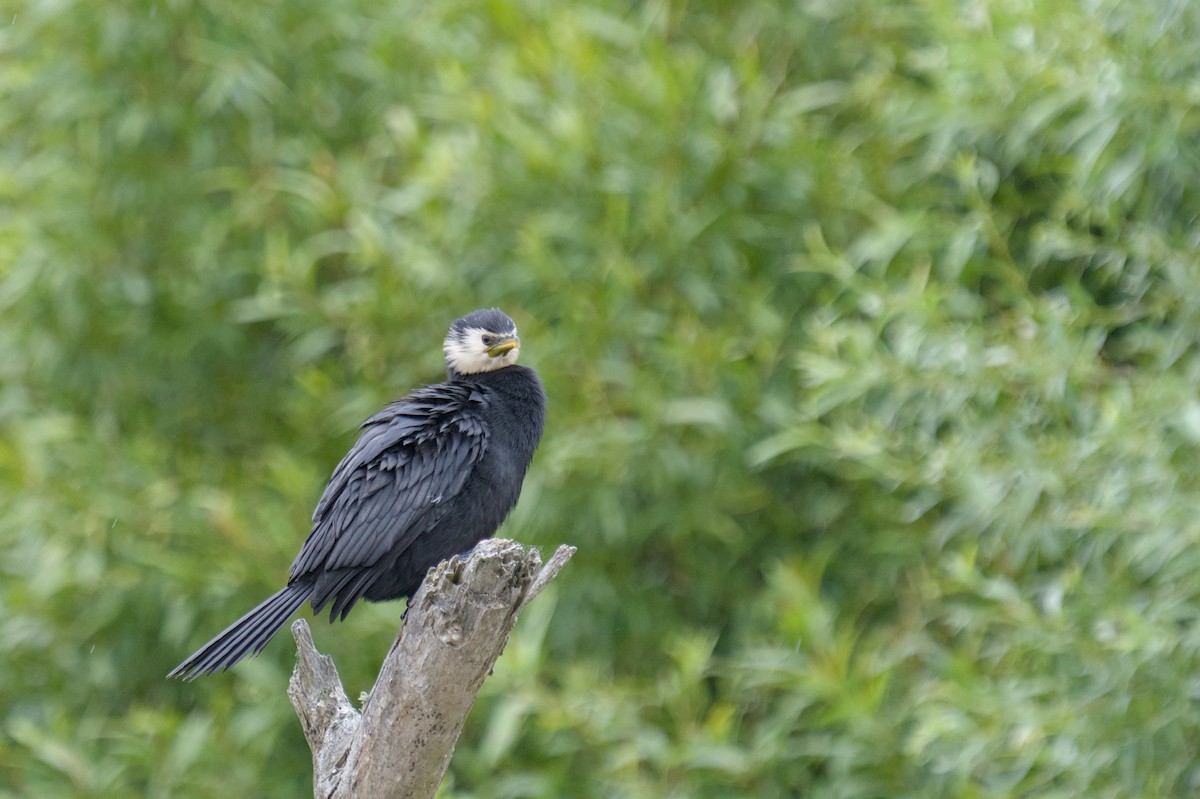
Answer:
[2, 0, 1200, 796]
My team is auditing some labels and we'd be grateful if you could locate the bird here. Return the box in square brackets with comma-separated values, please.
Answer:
[168, 308, 546, 679]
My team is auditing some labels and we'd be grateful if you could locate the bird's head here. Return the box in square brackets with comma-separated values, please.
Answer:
[443, 308, 522, 378]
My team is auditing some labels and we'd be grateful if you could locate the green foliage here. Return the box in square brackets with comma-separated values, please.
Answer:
[3, 0, 1199, 795]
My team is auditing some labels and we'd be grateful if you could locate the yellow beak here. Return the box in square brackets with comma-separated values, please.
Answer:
[486, 336, 520, 357]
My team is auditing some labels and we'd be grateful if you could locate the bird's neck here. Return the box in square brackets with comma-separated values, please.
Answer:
[455, 366, 545, 445]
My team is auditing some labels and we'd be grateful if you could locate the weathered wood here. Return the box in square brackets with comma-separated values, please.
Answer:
[287, 539, 575, 799]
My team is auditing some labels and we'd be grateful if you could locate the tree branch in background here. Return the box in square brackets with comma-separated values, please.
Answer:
[287, 539, 575, 799]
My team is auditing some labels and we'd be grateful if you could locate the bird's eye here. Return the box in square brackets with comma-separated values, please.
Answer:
[482, 334, 497, 346]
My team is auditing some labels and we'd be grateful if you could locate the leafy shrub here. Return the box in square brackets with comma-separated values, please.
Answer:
[2, 0, 1198, 796]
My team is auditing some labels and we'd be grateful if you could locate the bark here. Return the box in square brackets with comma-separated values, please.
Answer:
[286, 539, 575, 799]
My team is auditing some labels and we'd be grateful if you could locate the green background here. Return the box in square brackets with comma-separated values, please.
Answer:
[3, 0, 1200, 796]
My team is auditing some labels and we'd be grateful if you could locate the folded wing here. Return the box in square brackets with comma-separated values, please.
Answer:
[289, 384, 490, 616]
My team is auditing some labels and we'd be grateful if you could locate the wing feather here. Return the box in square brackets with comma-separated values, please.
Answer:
[290, 383, 489, 582]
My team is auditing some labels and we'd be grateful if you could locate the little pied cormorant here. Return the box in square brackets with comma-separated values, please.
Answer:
[169, 308, 546, 679]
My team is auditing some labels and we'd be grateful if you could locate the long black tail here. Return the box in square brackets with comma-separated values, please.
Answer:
[168, 583, 311, 680]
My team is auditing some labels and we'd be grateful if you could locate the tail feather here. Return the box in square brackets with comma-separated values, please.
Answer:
[168, 583, 311, 680]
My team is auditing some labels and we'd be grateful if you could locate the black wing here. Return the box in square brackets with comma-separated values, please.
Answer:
[289, 383, 489, 610]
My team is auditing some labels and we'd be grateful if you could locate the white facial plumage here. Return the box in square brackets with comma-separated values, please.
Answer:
[443, 325, 520, 375]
